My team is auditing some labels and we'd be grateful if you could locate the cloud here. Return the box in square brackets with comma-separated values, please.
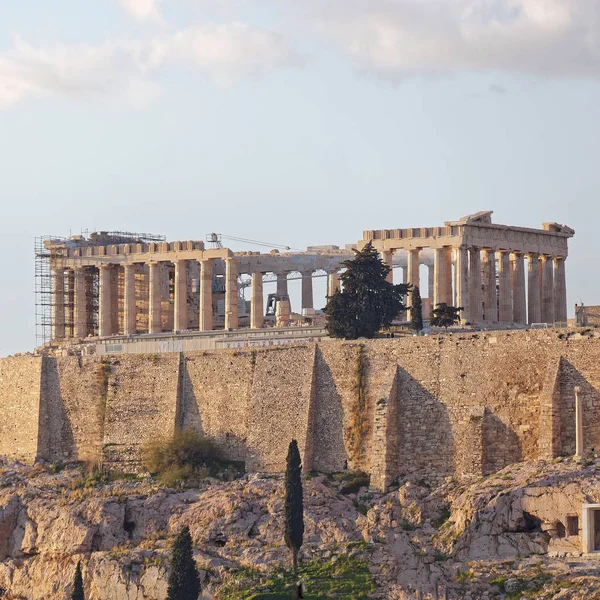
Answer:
[167, 24, 299, 82]
[0, 25, 298, 109]
[0, 38, 162, 109]
[120, 0, 164, 21]
[296, 0, 600, 79]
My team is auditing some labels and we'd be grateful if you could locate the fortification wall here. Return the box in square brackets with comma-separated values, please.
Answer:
[0, 357, 42, 464]
[181, 351, 254, 461]
[246, 346, 317, 472]
[2, 330, 600, 487]
[100, 354, 181, 470]
[40, 356, 106, 463]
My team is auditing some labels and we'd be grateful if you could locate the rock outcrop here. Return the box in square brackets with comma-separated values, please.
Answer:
[0, 457, 599, 599]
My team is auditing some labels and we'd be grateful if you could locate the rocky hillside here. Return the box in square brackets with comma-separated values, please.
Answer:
[0, 457, 599, 599]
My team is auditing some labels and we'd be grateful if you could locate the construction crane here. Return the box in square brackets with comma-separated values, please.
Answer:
[206, 233, 293, 251]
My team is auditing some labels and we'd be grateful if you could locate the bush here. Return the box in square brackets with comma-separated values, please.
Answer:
[339, 472, 370, 495]
[143, 430, 219, 486]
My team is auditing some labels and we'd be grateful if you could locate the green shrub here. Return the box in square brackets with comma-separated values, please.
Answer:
[143, 430, 219, 486]
[339, 472, 370, 495]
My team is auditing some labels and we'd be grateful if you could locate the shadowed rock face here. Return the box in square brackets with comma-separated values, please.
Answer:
[0, 456, 598, 599]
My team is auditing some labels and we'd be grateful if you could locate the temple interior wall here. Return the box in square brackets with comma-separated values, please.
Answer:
[2, 331, 600, 486]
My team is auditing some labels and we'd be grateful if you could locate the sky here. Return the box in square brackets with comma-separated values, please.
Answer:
[1, 0, 600, 357]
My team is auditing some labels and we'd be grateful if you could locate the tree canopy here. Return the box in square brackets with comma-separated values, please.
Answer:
[284, 439, 304, 583]
[324, 242, 409, 339]
[430, 303, 462, 332]
[167, 526, 201, 600]
[71, 561, 84, 600]
[410, 286, 423, 333]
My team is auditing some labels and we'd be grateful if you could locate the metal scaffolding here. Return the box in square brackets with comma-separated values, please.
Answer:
[34, 236, 66, 346]
[35, 231, 166, 346]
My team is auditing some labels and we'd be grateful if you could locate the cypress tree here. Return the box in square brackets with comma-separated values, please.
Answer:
[430, 303, 463, 332]
[284, 439, 304, 585]
[167, 526, 201, 600]
[324, 242, 409, 339]
[71, 561, 84, 600]
[410, 286, 423, 333]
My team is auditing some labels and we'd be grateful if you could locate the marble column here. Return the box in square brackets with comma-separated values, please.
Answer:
[225, 258, 238, 331]
[149, 262, 162, 334]
[407, 249, 420, 308]
[381, 250, 394, 283]
[497, 251, 512, 323]
[327, 271, 340, 297]
[276, 272, 288, 296]
[434, 247, 451, 306]
[174, 260, 188, 332]
[554, 257, 567, 324]
[52, 268, 66, 340]
[123, 264, 136, 335]
[482, 249, 497, 323]
[250, 272, 264, 329]
[455, 246, 469, 322]
[527, 253, 541, 324]
[541, 255, 555, 325]
[445, 249, 453, 305]
[428, 264, 434, 300]
[469, 247, 483, 323]
[301, 272, 314, 311]
[199, 259, 213, 332]
[74, 267, 87, 338]
[510, 253, 526, 325]
[99, 264, 112, 337]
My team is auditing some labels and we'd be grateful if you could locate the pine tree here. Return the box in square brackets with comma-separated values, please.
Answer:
[167, 526, 201, 600]
[410, 286, 423, 333]
[430, 303, 462, 332]
[324, 242, 409, 339]
[284, 439, 304, 587]
[71, 561, 84, 600]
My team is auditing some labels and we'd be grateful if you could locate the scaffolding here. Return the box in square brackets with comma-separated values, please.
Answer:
[35, 231, 166, 346]
[35, 236, 66, 346]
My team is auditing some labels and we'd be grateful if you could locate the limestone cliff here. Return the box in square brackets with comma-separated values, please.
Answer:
[0, 458, 599, 599]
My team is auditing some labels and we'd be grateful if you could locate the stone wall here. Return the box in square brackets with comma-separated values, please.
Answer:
[575, 304, 600, 326]
[246, 346, 317, 472]
[100, 354, 181, 470]
[2, 330, 600, 488]
[40, 356, 106, 464]
[0, 357, 42, 464]
[181, 350, 254, 461]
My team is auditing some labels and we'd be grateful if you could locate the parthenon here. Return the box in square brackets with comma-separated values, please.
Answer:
[42, 211, 574, 342]
[361, 211, 574, 326]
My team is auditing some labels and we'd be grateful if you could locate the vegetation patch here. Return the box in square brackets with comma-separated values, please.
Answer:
[327, 470, 371, 495]
[346, 345, 368, 468]
[216, 550, 376, 600]
[143, 430, 244, 487]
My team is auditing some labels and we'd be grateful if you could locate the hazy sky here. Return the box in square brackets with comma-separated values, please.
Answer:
[1, 0, 600, 356]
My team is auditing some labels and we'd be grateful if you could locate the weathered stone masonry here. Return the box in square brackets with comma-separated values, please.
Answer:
[1, 330, 600, 491]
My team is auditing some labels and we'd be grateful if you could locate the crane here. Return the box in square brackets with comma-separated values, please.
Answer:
[206, 233, 294, 251]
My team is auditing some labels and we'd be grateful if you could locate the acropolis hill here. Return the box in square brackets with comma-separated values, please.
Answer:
[13, 210, 584, 490]
[7, 211, 600, 598]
